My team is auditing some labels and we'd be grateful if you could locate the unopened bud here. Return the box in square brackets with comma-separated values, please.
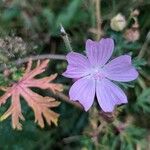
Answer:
[110, 13, 126, 31]
[131, 9, 140, 17]
[124, 28, 140, 42]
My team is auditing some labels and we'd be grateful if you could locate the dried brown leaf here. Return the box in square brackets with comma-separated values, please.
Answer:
[0, 59, 63, 130]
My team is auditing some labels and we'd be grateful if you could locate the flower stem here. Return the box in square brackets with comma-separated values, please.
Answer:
[60, 24, 73, 51]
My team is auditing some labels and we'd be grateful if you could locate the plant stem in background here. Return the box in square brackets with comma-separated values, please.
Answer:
[95, 0, 102, 40]
[137, 31, 150, 87]
[138, 31, 150, 59]
[137, 77, 147, 90]
[60, 24, 73, 51]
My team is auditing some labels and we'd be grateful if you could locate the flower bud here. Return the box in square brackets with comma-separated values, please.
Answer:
[110, 13, 126, 31]
[3, 69, 11, 77]
[124, 28, 140, 42]
[131, 9, 140, 17]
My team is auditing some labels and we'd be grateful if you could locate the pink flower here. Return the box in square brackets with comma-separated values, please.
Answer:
[63, 38, 138, 112]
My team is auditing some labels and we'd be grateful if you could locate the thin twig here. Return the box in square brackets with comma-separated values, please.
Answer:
[0, 54, 66, 72]
[15, 54, 66, 64]
[54, 91, 83, 110]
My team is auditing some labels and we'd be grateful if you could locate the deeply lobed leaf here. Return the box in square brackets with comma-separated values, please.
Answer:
[0, 59, 63, 130]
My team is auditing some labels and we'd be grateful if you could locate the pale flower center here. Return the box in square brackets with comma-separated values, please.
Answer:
[90, 67, 105, 80]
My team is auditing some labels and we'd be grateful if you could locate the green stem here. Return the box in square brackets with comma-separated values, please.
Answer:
[60, 24, 73, 51]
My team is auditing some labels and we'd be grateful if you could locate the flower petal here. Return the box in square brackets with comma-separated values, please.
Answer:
[96, 78, 127, 112]
[69, 77, 95, 111]
[63, 52, 91, 78]
[86, 38, 114, 66]
[103, 55, 138, 82]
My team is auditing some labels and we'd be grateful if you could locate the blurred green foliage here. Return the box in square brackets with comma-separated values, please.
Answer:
[0, 0, 150, 149]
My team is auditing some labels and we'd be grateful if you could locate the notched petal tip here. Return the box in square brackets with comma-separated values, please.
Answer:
[96, 79, 128, 113]
[134, 70, 139, 79]
[86, 37, 114, 66]
[69, 78, 95, 112]
[86, 38, 114, 43]
[122, 55, 132, 63]
[102, 100, 128, 113]
[69, 98, 90, 112]
[83, 105, 90, 112]
[103, 54, 139, 82]
[86, 39, 99, 49]
[101, 106, 115, 113]
[62, 52, 91, 79]
[100, 37, 114, 47]
[86, 39, 96, 44]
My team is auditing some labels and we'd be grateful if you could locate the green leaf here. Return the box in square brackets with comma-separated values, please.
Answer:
[135, 88, 150, 113]
[2, 7, 20, 21]
[133, 57, 147, 70]
[56, 0, 82, 28]
[42, 8, 55, 28]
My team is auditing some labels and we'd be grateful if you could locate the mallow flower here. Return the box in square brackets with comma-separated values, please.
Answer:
[63, 38, 138, 112]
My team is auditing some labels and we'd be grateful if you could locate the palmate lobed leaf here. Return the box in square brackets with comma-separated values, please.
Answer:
[0, 59, 63, 130]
